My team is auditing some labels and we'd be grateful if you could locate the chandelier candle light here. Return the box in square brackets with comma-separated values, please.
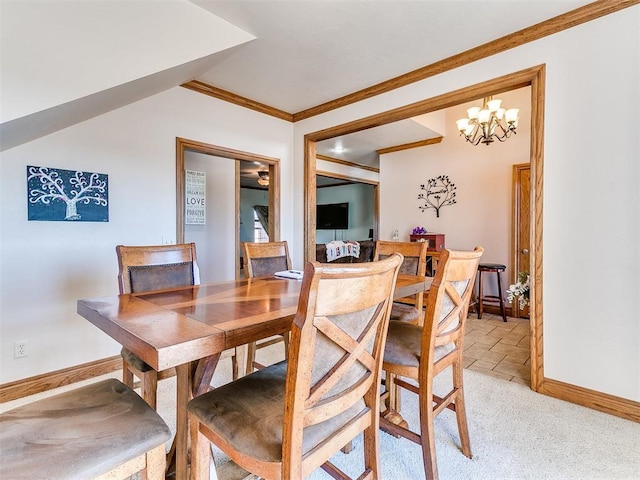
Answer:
[456, 96, 519, 146]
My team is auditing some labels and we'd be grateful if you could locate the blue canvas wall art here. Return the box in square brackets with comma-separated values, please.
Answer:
[27, 166, 109, 222]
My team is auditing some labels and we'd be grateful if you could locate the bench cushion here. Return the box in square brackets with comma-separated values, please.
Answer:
[0, 379, 171, 480]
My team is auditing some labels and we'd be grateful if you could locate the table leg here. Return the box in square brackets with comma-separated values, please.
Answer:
[171, 355, 222, 480]
[175, 362, 193, 480]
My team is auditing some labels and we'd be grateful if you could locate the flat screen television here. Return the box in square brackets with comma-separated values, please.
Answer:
[316, 202, 349, 230]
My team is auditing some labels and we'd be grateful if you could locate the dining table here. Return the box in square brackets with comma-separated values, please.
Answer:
[77, 272, 431, 480]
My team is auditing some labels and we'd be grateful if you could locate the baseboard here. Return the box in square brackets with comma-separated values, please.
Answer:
[469, 303, 516, 318]
[0, 355, 122, 403]
[3, 356, 638, 425]
[543, 377, 640, 423]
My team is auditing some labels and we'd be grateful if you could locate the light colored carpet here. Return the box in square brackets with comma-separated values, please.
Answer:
[4, 345, 638, 480]
[178, 345, 640, 479]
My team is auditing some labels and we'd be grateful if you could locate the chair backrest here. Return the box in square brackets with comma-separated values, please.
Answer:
[116, 243, 200, 294]
[283, 254, 403, 477]
[426, 251, 441, 277]
[374, 240, 427, 276]
[242, 241, 291, 278]
[421, 247, 483, 370]
[374, 240, 428, 313]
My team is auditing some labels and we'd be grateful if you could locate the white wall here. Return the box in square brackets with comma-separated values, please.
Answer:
[294, 8, 640, 400]
[184, 153, 236, 283]
[0, 87, 293, 383]
[381, 87, 531, 297]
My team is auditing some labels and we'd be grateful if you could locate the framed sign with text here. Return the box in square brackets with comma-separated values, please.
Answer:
[185, 170, 206, 225]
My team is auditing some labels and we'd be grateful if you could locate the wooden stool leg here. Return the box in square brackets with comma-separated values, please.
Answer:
[496, 270, 507, 322]
[477, 271, 484, 319]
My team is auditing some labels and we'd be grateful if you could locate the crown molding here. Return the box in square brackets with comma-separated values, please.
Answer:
[182, 1, 637, 123]
[181, 80, 294, 122]
[316, 154, 380, 173]
[376, 136, 443, 155]
[292, 0, 637, 121]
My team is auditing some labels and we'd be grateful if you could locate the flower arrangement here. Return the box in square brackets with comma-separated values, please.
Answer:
[412, 226, 427, 235]
[507, 271, 530, 309]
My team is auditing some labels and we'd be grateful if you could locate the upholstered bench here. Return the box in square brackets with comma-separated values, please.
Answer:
[0, 378, 171, 480]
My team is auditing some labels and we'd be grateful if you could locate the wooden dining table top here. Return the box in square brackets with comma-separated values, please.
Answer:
[77, 273, 431, 372]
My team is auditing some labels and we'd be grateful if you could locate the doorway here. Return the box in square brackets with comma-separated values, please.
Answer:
[175, 138, 282, 279]
[303, 65, 545, 391]
[316, 170, 379, 249]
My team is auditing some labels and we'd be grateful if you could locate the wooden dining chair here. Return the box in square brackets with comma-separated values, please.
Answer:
[116, 243, 239, 408]
[380, 247, 483, 480]
[242, 241, 293, 376]
[374, 240, 428, 325]
[188, 253, 403, 480]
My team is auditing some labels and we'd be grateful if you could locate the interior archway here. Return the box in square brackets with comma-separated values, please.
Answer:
[303, 64, 545, 390]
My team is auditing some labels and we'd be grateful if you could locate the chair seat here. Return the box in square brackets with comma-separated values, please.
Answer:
[390, 301, 421, 323]
[188, 360, 366, 464]
[383, 321, 454, 369]
[121, 347, 153, 372]
[0, 379, 171, 480]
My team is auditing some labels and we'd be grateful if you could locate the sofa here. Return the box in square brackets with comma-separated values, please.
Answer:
[315, 240, 374, 263]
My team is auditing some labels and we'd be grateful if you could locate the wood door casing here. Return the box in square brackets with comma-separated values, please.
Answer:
[512, 163, 531, 318]
[176, 138, 281, 279]
[305, 64, 545, 391]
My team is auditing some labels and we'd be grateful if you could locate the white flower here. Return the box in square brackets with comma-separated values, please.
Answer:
[507, 272, 530, 309]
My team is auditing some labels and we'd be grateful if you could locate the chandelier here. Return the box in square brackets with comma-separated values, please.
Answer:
[257, 170, 269, 186]
[456, 96, 519, 146]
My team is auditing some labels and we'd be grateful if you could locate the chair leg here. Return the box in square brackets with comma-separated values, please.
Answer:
[231, 345, 246, 380]
[123, 360, 158, 409]
[144, 443, 167, 480]
[282, 332, 290, 359]
[361, 421, 381, 479]
[246, 341, 257, 375]
[122, 361, 134, 388]
[140, 370, 158, 410]
[453, 361, 472, 458]
[418, 382, 439, 480]
[190, 417, 213, 480]
[231, 354, 239, 381]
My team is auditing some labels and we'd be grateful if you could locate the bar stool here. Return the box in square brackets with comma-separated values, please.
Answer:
[476, 263, 507, 322]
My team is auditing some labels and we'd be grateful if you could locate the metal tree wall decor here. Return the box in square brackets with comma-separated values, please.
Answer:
[418, 175, 457, 217]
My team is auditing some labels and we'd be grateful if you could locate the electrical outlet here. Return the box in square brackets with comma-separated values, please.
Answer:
[14, 340, 28, 358]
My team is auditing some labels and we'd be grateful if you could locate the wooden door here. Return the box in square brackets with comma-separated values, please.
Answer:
[512, 163, 530, 318]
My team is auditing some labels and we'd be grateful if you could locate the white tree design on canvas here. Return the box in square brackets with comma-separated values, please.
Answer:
[27, 166, 108, 220]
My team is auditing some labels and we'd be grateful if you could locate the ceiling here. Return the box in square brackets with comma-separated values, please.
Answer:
[190, 1, 590, 114]
[193, 1, 592, 186]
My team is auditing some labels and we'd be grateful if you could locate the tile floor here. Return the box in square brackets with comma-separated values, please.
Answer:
[463, 312, 531, 385]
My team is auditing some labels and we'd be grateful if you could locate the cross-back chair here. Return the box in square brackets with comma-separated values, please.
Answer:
[242, 240, 293, 376]
[380, 247, 483, 480]
[374, 240, 428, 325]
[188, 253, 404, 480]
[116, 243, 240, 408]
